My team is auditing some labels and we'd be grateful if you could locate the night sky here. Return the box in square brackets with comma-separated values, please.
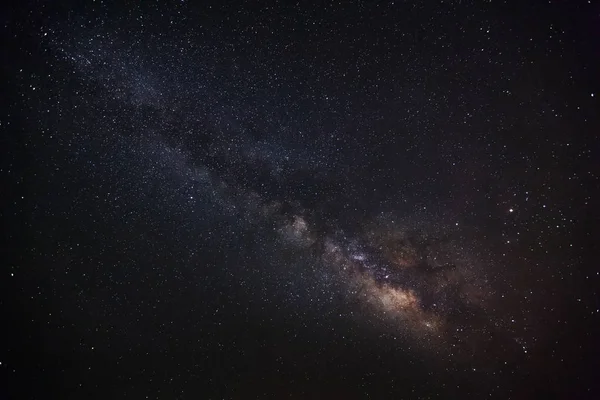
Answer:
[2, 1, 600, 398]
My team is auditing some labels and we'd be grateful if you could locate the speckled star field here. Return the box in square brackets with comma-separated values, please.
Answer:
[2, 1, 599, 399]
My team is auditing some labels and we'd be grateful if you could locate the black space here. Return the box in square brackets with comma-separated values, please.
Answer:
[2, 1, 600, 399]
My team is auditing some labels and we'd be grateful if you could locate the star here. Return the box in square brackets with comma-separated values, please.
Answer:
[6, 1, 596, 398]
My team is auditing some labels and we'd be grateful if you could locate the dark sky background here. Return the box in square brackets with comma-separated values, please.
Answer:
[2, 0, 599, 399]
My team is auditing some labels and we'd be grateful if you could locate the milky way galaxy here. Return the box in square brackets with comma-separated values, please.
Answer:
[4, 1, 599, 399]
